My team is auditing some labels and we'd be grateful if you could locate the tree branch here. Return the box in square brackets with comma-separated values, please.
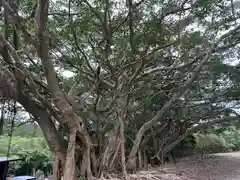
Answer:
[127, 24, 240, 162]
[158, 0, 197, 23]
[127, 0, 135, 54]
[140, 40, 240, 77]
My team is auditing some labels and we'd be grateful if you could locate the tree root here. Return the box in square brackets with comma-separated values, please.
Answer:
[93, 167, 188, 180]
[92, 172, 180, 180]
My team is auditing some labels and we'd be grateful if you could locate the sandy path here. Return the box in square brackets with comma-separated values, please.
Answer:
[158, 152, 240, 180]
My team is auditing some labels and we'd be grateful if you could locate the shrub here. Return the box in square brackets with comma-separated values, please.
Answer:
[194, 133, 226, 153]
[0, 135, 51, 176]
[218, 127, 240, 151]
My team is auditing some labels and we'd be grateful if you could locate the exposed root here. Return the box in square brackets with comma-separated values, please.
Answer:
[128, 170, 183, 180]
[49, 170, 187, 180]
[93, 169, 187, 180]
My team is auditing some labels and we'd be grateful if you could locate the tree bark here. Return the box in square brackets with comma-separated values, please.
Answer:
[36, 1, 93, 179]
[18, 93, 67, 168]
[63, 129, 77, 180]
[52, 154, 61, 180]
[138, 149, 142, 168]
[99, 130, 118, 175]
[119, 116, 127, 178]
[116, 74, 129, 178]
[143, 148, 148, 170]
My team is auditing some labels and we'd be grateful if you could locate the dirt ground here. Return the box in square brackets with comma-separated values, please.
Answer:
[45, 152, 240, 179]
[126, 152, 240, 180]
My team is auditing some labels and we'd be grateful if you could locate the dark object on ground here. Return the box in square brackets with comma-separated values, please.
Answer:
[0, 157, 22, 180]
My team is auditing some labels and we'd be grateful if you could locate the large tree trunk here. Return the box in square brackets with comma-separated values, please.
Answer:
[116, 74, 129, 178]
[63, 129, 77, 180]
[18, 93, 67, 168]
[99, 130, 118, 176]
[35, 1, 93, 179]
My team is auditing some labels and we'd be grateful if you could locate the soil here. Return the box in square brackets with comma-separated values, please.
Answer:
[46, 152, 240, 180]
[126, 152, 240, 180]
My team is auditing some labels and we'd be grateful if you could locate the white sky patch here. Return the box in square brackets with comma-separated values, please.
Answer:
[62, 70, 75, 78]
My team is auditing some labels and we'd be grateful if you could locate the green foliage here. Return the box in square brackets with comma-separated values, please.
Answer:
[194, 133, 226, 153]
[192, 126, 240, 154]
[0, 135, 51, 176]
[3, 123, 44, 137]
[218, 126, 240, 151]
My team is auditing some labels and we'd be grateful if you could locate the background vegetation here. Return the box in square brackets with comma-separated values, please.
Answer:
[2, 123, 240, 176]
